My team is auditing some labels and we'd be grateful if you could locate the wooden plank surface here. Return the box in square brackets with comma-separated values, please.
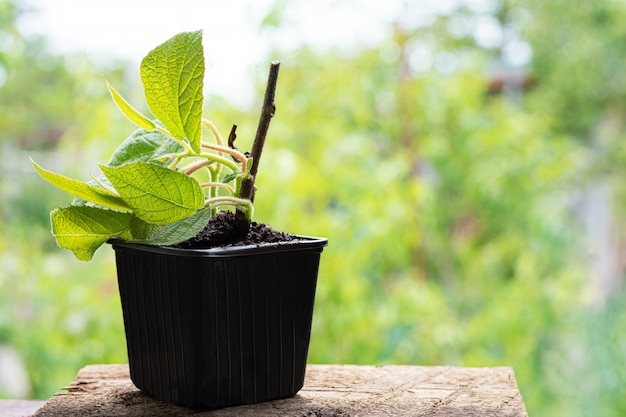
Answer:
[33, 364, 528, 417]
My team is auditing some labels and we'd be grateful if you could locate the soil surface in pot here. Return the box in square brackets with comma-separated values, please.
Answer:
[175, 211, 297, 249]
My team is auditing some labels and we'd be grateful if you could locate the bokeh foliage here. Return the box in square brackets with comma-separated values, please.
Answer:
[1, 0, 626, 416]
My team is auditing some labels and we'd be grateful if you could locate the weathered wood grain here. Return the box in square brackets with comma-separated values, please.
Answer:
[33, 364, 528, 416]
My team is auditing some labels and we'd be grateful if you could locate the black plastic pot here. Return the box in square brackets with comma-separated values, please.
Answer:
[110, 236, 327, 409]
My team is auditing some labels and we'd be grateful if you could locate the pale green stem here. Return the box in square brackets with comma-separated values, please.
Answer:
[201, 182, 236, 195]
[200, 151, 241, 172]
[234, 175, 242, 195]
[201, 142, 248, 172]
[153, 152, 187, 169]
[209, 166, 219, 199]
[202, 119, 224, 146]
[167, 155, 185, 170]
[204, 197, 254, 219]
[184, 159, 212, 176]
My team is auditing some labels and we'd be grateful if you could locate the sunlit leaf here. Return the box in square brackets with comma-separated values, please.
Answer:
[129, 208, 211, 245]
[100, 161, 204, 224]
[107, 128, 185, 167]
[106, 82, 155, 131]
[31, 158, 131, 212]
[140, 30, 204, 153]
[51, 206, 133, 261]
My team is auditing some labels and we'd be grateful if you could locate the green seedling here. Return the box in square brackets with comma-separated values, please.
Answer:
[31, 30, 276, 261]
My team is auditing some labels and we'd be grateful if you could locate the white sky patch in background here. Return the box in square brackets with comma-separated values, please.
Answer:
[17, 0, 402, 106]
[17, 0, 523, 104]
[18, 0, 274, 105]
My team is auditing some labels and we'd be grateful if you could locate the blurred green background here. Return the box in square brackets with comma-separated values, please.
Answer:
[2, 0, 626, 415]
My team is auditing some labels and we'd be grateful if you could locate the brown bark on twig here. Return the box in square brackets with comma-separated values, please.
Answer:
[238, 61, 280, 204]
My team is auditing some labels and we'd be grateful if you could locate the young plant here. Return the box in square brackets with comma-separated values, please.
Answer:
[31, 30, 277, 261]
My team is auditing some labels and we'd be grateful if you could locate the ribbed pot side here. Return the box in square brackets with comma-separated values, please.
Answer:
[111, 237, 327, 409]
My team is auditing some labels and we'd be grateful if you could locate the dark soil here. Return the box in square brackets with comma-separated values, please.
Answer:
[174, 211, 297, 249]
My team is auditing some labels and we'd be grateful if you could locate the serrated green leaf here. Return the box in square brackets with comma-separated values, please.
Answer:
[130, 208, 211, 246]
[72, 126, 179, 205]
[101, 162, 204, 224]
[107, 82, 155, 131]
[107, 128, 185, 167]
[222, 171, 243, 183]
[31, 158, 132, 212]
[51, 206, 133, 261]
[140, 30, 204, 153]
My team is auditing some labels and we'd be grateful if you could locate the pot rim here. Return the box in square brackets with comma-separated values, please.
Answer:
[108, 235, 328, 258]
